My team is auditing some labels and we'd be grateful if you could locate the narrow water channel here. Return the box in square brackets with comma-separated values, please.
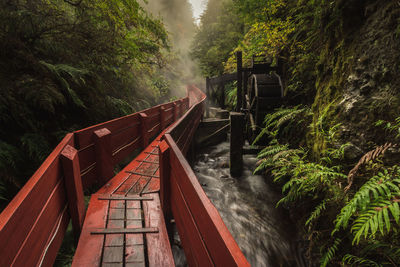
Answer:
[192, 140, 306, 267]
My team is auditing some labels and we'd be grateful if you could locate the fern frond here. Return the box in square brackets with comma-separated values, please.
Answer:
[320, 238, 341, 267]
[335, 170, 400, 232]
[306, 199, 328, 226]
[342, 254, 382, 267]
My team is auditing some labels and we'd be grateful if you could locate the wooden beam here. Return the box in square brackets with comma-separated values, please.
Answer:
[61, 145, 86, 243]
[209, 73, 237, 85]
[97, 195, 153, 201]
[91, 227, 158, 235]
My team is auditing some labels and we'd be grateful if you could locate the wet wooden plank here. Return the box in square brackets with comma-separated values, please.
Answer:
[143, 193, 175, 267]
[103, 246, 123, 263]
[91, 228, 158, 235]
[72, 194, 108, 267]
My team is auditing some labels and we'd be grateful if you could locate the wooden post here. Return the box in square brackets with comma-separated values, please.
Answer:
[243, 70, 248, 110]
[160, 106, 166, 130]
[206, 77, 210, 117]
[94, 128, 114, 184]
[61, 145, 85, 243]
[159, 140, 172, 238]
[230, 112, 245, 177]
[236, 51, 243, 112]
[173, 103, 179, 121]
[139, 113, 149, 148]
[220, 83, 225, 109]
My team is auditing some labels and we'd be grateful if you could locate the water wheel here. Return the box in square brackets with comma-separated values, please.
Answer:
[245, 73, 283, 143]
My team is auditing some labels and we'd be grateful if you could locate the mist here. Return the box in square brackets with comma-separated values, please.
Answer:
[140, 0, 204, 97]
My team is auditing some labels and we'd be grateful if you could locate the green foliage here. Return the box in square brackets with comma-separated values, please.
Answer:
[320, 238, 342, 267]
[191, 0, 244, 76]
[334, 167, 400, 244]
[253, 105, 312, 144]
[0, 0, 181, 209]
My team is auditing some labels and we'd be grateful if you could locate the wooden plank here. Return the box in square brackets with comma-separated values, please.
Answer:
[74, 113, 141, 149]
[111, 123, 140, 152]
[170, 178, 213, 267]
[112, 137, 141, 165]
[61, 145, 86, 241]
[37, 207, 70, 267]
[12, 179, 68, 266]
[91, 228, 158, 234]
[72, 194, 108, 267]
[77, 144, 96, 173]
[0, 133, 74, 267]
[165, 134, 250, 266]
[143, 193, 175, 267]
[98, 195, 153, 201]
[102, 246, 123, 263]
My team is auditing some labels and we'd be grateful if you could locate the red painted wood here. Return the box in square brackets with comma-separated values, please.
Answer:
[143, 193, 175, 267]
[170, 176, 213, 267]
[74, 113, 141, 149]
[94, 128, 114, 185]
[61, 145, 86, 240]
[71, 194, 108, 267]
[12, 180, 68, 266]
[0, 133, 74, 267]
[111, 122, 141, 154]
[139, 113, 149, 148]
[160, 106, 166, 130]
[38, 207, 70, 267]
[165, 133, 250, 267]
[159, 140, 170, 218]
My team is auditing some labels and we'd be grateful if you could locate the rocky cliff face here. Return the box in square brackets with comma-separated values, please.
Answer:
[293, 1, 400, 160]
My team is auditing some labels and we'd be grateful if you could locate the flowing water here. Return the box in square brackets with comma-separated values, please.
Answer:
[191, 140, 306, 267]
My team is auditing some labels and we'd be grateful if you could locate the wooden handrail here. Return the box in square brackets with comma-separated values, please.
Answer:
[160, 85, 250, 266]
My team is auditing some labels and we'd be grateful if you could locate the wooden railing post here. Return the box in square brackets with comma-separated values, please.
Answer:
[160, 106, 166, 130]
[61, 145, 85, 242]
[173, 103, 179, 122]
[139, 113, 149, 148]
[93, 128, 114, 184]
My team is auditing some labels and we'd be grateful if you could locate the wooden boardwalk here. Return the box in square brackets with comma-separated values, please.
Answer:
[72, 131, 174, 266]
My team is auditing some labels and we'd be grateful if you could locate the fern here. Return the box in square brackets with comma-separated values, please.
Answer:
[342, 254, 382, 267]
[320, 238, 341, 267]
[335, 169, 400, 233]
[253, 105, 311, 143]
[306, 199, 328, 226]
[351, 198, 400, 244]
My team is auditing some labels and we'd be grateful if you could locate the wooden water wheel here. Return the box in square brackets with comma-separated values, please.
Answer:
[245, 72, 283, 143]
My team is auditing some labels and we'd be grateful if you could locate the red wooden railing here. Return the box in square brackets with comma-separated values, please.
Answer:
[0, 96, 189, 267]
[160, 85, 250, 266]
[0, 84, 248, 267]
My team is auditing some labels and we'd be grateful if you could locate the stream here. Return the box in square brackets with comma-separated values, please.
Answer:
[189, 140, 306, 267]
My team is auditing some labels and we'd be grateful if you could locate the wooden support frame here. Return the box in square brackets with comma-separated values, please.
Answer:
[61, 145, 86, 242]
[93, 128, 113, 185]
